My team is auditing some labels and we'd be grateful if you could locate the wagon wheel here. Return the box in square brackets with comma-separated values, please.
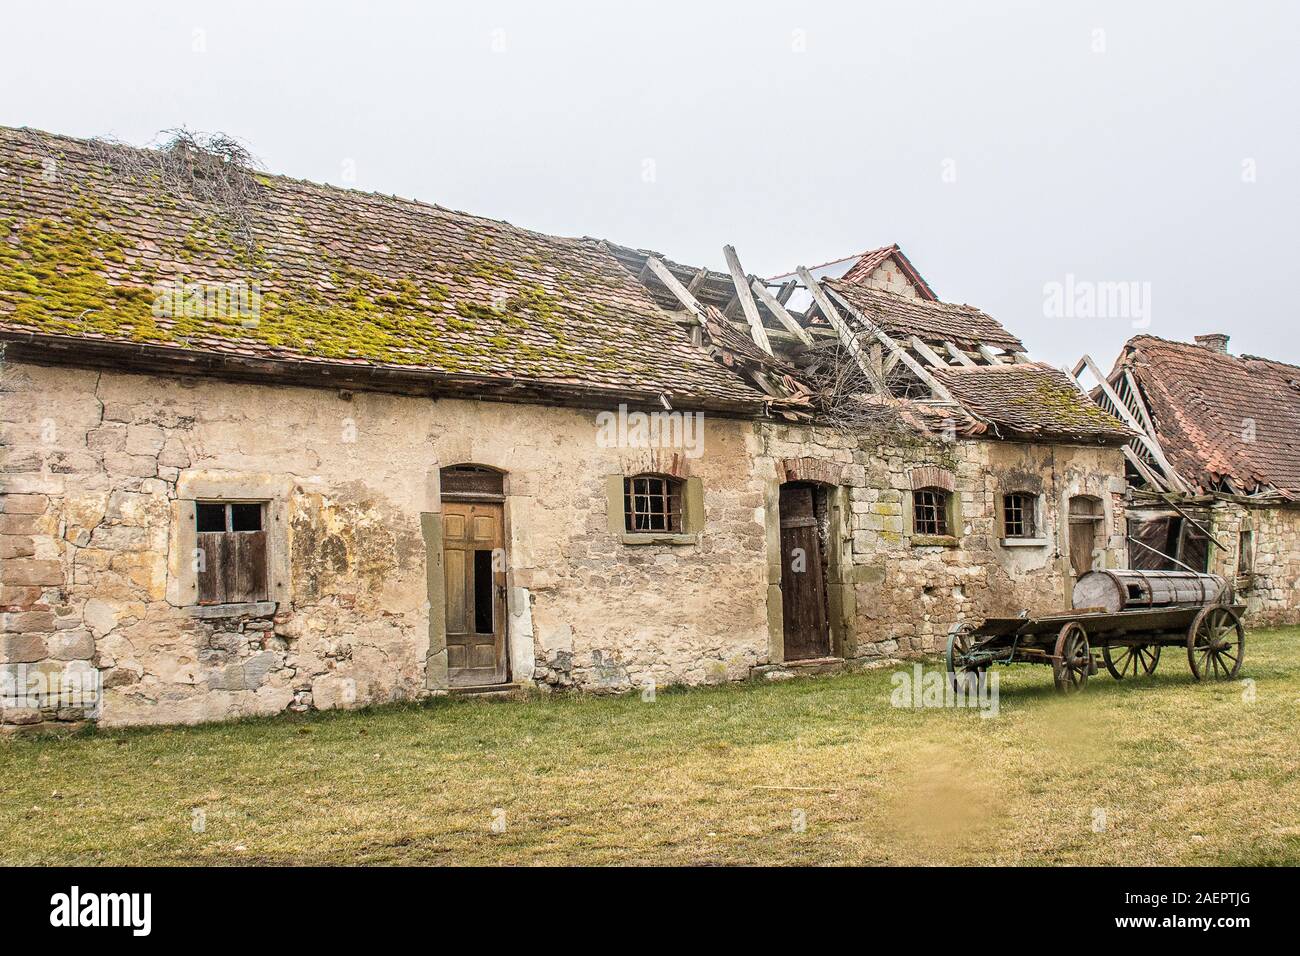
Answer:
[1052, 622, 1091, 694]
[1187, 605, 1245, 681]
[945, 622, 980, 693]
[1102, 642, 1160, 680]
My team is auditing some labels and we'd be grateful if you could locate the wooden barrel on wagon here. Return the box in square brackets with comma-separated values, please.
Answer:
[1072, 569, 1229, 613]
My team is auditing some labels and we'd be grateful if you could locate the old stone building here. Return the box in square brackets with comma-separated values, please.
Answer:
[1082, 334, 1300, 626]
[1, 126, 1130, 730]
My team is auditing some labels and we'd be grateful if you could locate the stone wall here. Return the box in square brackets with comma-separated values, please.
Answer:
[757, 423, 1127, 658]
[1210, 500, 1300, 627]
[2, 360, 1134, 731]
[1, 362, 770, 730]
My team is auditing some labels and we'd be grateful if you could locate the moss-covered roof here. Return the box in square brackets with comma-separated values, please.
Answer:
[935, 362, 1132, 444]
[0, 126, 766, 410]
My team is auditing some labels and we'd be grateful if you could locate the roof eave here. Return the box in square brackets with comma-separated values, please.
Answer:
[0, 330, 771, 418]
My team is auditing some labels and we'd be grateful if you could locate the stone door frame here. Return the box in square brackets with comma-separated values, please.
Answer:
[764, 458, 852, 664]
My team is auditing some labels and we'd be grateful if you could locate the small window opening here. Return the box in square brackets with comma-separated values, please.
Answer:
[624, 475, 683, 533]
[194, 500, 269, 605]
[1238, 529, 1254, 576]
[1002, 492, 1037, 538]
[913, 488, 949, 536]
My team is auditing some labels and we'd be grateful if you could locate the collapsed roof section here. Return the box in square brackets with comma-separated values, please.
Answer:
[609, 240, 1128, 446]
[1076, 334, 1300, 500]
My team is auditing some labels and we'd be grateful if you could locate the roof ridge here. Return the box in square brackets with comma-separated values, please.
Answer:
[0, 124, 595, 253]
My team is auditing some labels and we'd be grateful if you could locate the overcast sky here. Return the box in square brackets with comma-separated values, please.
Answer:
[6, 0, 1298, 369]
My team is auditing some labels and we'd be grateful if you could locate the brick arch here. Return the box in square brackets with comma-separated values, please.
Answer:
[910, 465, 956, 492]
[778, 457, 845, 486]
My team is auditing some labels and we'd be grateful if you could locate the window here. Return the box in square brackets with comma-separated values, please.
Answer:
[1002, 492, 1038, 538]
[624, 475, 683, 533]
[195, 501, 269, 605]
[913, 488, 949, 537]
[1238, 528, 1254, 577]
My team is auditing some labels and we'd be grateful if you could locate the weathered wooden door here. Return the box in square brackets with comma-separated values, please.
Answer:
[1068, 495, 1103, 577]
[779, 484, 830, 661]
[442, 501, 508, 686]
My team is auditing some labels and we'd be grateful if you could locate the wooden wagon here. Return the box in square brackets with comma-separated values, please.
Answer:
[946, 570, 1246, 693]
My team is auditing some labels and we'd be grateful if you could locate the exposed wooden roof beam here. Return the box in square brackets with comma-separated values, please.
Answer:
[909, 336, 948, 368]
[1069, 356, 1192, 493]
[825, 285, 954, 403]
[796, 267, 884, 392]
[1121, 368, 1156, 437]
[1121, 444, 1171, 492]
[722, 245, 773, 355]
[750, 278, 814, 346]
[943, 341, 977, 367]
[644, 256, 707, 327]
[977, 344, 1005, 365]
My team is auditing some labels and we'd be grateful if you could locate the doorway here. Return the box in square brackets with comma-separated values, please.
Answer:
[1067, 495, 1104, 577]
[441, 466, 509, 687]
[779, 483, 832, 660]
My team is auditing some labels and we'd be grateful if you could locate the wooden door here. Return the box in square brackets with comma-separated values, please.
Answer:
[779, 485, 830, 661]
[443, 501, 508, 686]
[1068, 496, 1102, 577]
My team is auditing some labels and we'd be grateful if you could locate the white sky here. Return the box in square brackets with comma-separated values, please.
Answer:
[5, 0, 1298, 368]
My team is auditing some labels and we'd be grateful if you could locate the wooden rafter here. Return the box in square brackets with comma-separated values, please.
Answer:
[824, 285, 955, 403]
[645, 257, 707, 326]
[1067, 357, 1192, 493]
[750, 279, 814, 346]
[909, 336, 948, 368]
[977, 344, 1005, 365]
[796, 267, 884, 393]
[943, 341, 977, 367]
[722, 245, 773, 355]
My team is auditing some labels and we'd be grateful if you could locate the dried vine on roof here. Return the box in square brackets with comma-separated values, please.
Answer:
[85, 128, 266, 250]
[799, 337, 912, 443]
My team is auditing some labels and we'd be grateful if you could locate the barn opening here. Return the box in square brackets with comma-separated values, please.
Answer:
[778, 482, 832, 661]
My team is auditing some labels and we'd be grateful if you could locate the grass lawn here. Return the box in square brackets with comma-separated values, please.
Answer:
[3, 627, 1298, 866]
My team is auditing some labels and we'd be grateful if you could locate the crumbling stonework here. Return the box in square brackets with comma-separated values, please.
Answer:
[1209, 501, 1300, 627]
[2, 362, 773, 728]
[2, 357, 1129, 731]
[758, 422, 1127, 658]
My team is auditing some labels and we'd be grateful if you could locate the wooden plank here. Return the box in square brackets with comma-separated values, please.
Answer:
[232, 530, 269, 603]
[750, 279, 814, 345]
[685, 267, 709, 295]
[825, 285, 955, 403]
[645, 257, 707, 326]
[196, 532, 224, 605]
[943, 341, 977, 367]
[795, 267, 883, 392]
[722, 245, 773, 354]
[976, 344, 1005, 365]
[909, 335, 948, 368]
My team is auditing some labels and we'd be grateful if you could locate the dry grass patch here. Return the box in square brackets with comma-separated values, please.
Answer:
[2, 627, 1297, 865]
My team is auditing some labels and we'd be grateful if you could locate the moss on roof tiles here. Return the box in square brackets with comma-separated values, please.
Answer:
[0, 126, 766, 407]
